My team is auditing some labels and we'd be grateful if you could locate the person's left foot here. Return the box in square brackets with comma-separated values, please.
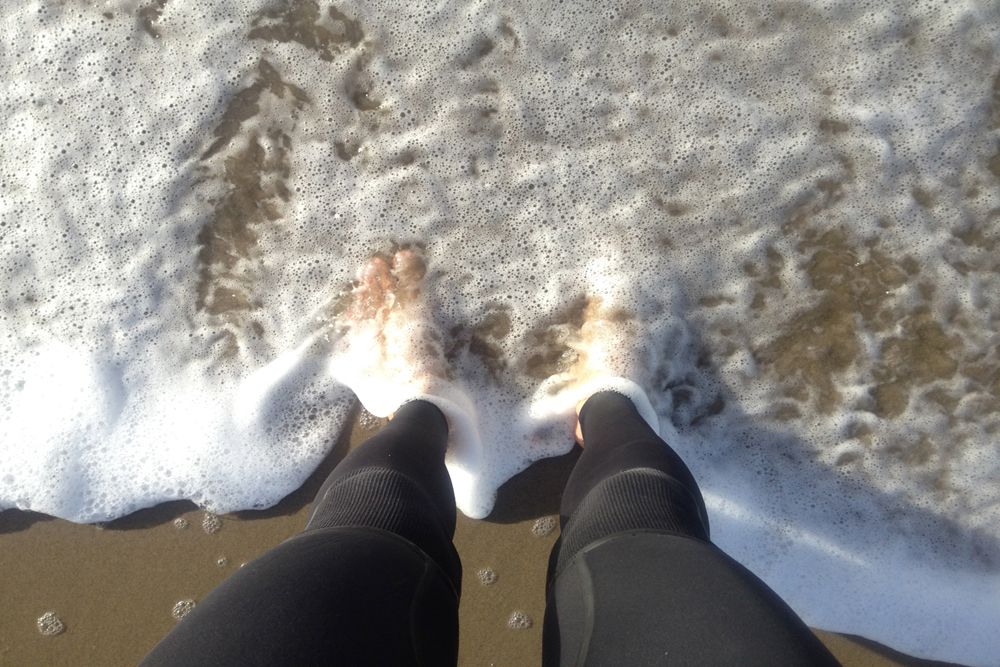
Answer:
[527, 255, 664, 445]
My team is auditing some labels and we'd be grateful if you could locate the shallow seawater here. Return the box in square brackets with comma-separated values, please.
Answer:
[1, 0, 998, 663]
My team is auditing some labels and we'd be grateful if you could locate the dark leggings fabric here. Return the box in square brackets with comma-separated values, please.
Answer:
[142, 393, 839, 667]
[554, 391, 711, 573]
[141, 401, 460, 667]
[302, 400, 461, 591]
[543, 392, 839, 666]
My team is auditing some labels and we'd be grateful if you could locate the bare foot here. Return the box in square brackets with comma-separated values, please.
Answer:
[345, 255, 395, 324]
[530, 292, 660, 445]
[572, 296, 640, 380]
[327, 247, 485, 515]
[328, 247, 448, 417]
[569, 297, 641, 447]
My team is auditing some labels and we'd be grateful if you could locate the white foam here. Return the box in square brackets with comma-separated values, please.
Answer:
[1, 0, 999, 663]
[530, 376, 662, 437]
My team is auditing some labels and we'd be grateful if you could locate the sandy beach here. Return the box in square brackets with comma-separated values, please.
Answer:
[0, 407, 963, 666]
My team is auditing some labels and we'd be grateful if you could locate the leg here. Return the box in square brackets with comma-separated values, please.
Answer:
[142, 400, 460, 667]
[543, 391, 839, 666]
[304, 399, 460, 584]
[557, 390, 711, 567]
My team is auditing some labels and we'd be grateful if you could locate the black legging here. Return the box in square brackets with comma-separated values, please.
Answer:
[142, 393, 839, 666]
[545, 393, 837, 666]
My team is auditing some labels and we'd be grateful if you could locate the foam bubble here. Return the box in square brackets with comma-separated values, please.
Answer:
[476, 567, 498, 586]
[171, 600, 196, 620]
[201, 513, 222, 534]
[36, 611, 65, 637]
[530, 516, 557, 538]
[507, 610, 532, 630]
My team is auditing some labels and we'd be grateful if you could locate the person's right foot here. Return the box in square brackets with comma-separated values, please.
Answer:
[327, 247, 486, 516]
[327, 247, 448, 417]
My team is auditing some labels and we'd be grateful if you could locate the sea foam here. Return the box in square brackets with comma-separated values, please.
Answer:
[1, 0, 999, 663]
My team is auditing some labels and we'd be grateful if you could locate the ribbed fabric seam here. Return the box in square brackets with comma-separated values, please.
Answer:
[303, 466, 459, 588]
[558, 468, 709, 573]
[307, 467, 439, 530]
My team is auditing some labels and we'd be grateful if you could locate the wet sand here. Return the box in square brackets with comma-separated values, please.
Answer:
[0, 407, 964, 666]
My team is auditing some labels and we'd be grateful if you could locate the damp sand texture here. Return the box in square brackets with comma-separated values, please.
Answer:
[1, 1, 999, 665]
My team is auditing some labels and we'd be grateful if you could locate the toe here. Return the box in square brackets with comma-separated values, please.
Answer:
[391, 248, 427, 302]
[347, 256, 395, 320]
[360, 256, 393, 289]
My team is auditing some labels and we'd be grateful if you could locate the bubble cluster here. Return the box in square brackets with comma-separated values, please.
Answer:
[476, 567, 497, 586]
[507, 610, 532, 630]
[201, 513, 222, 535]
[530, 516, 557, 538]
[36, 611, 65, 637]
[171, 599, 196, 620]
